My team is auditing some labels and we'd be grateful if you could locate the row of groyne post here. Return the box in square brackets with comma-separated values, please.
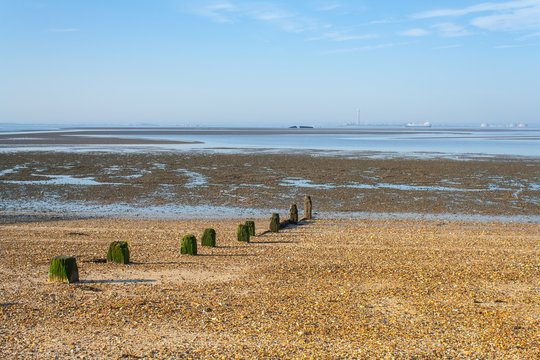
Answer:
[48, 196, 313, 283]
[267, 195, 312, 235]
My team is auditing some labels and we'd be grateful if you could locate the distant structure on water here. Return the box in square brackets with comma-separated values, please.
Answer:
[405, 122, 432, 128]
[344, 108, 366, 127]
[481, 123, 527, 128]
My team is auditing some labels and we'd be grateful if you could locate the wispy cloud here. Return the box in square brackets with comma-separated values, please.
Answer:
[431, 23, 472, 37]
[193, 1, 237, 23]
[518, 31, 540, 39]
[249, 7, 315, 33]
[252, 10, 291, 21]
[183, 1, 539, 49]
[399, 28, 429, 37]
[185, 1, 323, 33]
[413, 0, 540, 19]
[470, 4, 540, 31]
[315, 2, 341, 12]
[412, 0, 540, 33]
[369, 19, 395, 25]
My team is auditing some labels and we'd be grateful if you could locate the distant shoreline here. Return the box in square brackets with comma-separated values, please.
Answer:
[3, 126, 539, 135]
[0, 135, 201, 146]
[1, 127, 539, 158]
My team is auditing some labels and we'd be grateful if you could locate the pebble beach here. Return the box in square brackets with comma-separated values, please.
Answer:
[0, 217, 538, 358]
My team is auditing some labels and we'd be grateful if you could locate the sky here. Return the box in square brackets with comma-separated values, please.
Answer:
[1, 0, 539, 127]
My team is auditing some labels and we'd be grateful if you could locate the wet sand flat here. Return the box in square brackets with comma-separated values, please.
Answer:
[0, 217, 538, 358]
[0, 133, 200, 145]
[1, 151, 538, 218]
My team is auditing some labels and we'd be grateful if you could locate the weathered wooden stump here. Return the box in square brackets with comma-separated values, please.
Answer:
[270, 213, 280, 233]
[245, 220, 255, 236]
[107, 241, 130, 264]
[279, 219, 291, 229]
[304, 195, 312, 220]
[201, 228, 216, 247]
[48, 256, 79, 283]
[237, 224, 250, 243]
[289, 203, 298, 224]
[181, 234, 197, 255]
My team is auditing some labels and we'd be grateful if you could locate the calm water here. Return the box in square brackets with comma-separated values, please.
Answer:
[1, 126, 539, 158]
[141, 131, 540, 157]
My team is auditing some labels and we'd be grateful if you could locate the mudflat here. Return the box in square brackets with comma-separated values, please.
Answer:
[0, 217, 538, 358]
[1, 151, 538, 217]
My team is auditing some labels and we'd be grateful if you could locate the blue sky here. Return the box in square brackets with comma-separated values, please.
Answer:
[1, 0, 539, 127]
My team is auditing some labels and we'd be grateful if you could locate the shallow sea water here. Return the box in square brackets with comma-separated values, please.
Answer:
[139, 130, 540, 157]
[1, 126, 540, 158]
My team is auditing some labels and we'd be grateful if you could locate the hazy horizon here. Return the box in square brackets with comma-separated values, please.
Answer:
[1, 1, 539, 127]
[1, 122, 538, 131]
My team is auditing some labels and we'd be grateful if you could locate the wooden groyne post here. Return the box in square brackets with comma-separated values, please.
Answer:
[107, 241, 130, 264]
[201, 228, 216, 247]
[245, 221, 255, 236]
[181, 235, 198, 255]
[304, 195, 312, 220]
[49, 256, 79, 283]
[237, 224, 250, 242]
[270, 213, 280, 233]
[289, 203, 298, 224]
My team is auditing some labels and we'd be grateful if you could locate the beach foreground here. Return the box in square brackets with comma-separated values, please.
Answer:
[0, 217, 538, 358]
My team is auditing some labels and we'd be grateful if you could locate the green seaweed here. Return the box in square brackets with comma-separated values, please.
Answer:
[201, 228, 216, 247]
[181, 234, 198, 255]
[245, 221, 256, 236]
[107, 241, 130, 264]
[48, 256, 79, 283]
[237, 224, 250, 243]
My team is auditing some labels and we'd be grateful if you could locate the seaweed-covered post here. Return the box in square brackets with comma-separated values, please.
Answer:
[48, 256, 79, 283]
[201, 228, 216, 247]
[107, 241, 130, 264]
[270, 213, 280, 233]
[289, 203, 298, 224]
[237, 224, 250, 243]
[304, 195, 312, 220]
[245, 220, 255, 236]
[181, 235, 198, 255]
